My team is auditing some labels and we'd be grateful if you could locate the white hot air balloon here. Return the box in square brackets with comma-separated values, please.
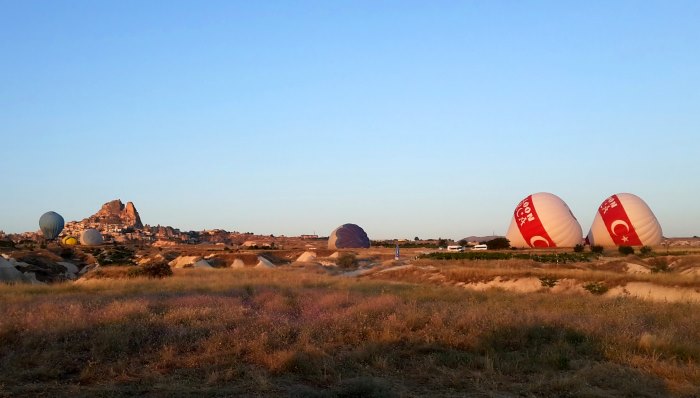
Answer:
[80, 229, 104, 246]
[506, 192, 583, 248]
[587, 193, 662, 247]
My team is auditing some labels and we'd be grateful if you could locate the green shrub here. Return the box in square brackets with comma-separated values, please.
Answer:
[640, 246, 653, 256]
[573, 244, 584, 253]
[648, 257, 669, 273]
[583, 282, 608, 295]
[539, 276, 558, 288]
[96, 246, 136, 265]
[127, 261, 173, 279]
[618, 245, 634, 255]
[590, 245, 604, 254]
[336, 253, 357, 269]
[141, 261, 173, 278]
[0, 240, 15, 249]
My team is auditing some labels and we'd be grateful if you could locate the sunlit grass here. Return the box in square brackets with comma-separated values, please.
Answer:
[0, 267, 698, 397]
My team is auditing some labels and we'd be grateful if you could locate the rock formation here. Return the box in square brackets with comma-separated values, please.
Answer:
[84, 199, 144, 229]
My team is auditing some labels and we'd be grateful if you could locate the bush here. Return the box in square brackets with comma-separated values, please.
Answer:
[648, 257, 669, 273]
[618, 245, 634, 255]
[60, 248, 74, 258]
[590, 245, 604, 254]
[127, 261, 173, 279]
[96, 246, 136, 265]
[142, 261, 173, 278]
[573, 244, 584, 253]
[539, 276, 558, 288]
[0, 240, 15, 249]
[640, 246, 653, 256]
[583, 282, 608, 295]
[336, 253, 357, 269]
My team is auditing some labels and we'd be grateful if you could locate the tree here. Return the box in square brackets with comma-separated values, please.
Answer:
[484, 237, 510, 250]
[590, 245, 604, 254]
[414, 236, 419, 241]
[573, 244, 584, 253]
[458, 239, 468, 247]
[618, 245, 634, 255]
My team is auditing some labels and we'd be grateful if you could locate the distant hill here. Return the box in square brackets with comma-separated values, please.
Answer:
[461, 235, 504, 243]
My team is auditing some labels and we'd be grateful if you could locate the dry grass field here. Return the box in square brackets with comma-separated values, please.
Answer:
[1, 260, 699, 397]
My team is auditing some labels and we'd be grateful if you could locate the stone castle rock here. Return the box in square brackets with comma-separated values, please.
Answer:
[84, 200, 143, 229]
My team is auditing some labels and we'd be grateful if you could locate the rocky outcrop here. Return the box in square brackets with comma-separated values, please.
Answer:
[84, 200, 143, 229]
[1, 252, 81, 284]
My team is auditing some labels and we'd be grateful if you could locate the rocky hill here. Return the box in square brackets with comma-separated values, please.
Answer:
[462, 235, 504, 243]
[83, 200, 143, 229]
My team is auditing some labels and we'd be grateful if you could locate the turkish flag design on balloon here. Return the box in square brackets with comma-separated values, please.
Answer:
[597, 195, 642, 246]
[506, 192, 583, 248]
[587, 193, 662, 247]
[513, 195, 555, 247]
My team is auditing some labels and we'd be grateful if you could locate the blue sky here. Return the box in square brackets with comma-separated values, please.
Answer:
[2, 1, 699, 239]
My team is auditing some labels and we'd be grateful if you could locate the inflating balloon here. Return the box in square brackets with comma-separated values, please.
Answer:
[328, 224, 370, 250]
[62, 236, 78, 246]
[587, 193, 662, 247]
[80, 229, 104, 246]
[506, 193, 583, 248]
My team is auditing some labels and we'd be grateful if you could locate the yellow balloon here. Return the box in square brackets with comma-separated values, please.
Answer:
[62, 236, 78, 246]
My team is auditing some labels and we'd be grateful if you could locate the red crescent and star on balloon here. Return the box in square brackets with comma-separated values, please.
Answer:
[599, 195, 642, 246]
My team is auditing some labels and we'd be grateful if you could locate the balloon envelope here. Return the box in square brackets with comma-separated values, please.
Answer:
[62, 236, 78, 246]
[328, 224, 370, 249]
[39, 211, 64, 240]
[505, 192, 582, 248]
[80, 229, 104, 246]
[587, 193, 662, 247]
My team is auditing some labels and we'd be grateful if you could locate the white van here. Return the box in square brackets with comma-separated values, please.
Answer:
[446, 245, 464, 252]
[471, 244, 488, 251]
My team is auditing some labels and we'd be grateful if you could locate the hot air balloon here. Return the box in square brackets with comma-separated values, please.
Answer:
[587, 193, 662, 247]
[39, 211, 64, 240]
[62, 236, 78, 246]
[505, 192, 583, 248]
[80, 229, 104, 246]
[328, 224, 370, 250]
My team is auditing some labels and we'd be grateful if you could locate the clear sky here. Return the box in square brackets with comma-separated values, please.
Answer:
[2, 1, 699, 239]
